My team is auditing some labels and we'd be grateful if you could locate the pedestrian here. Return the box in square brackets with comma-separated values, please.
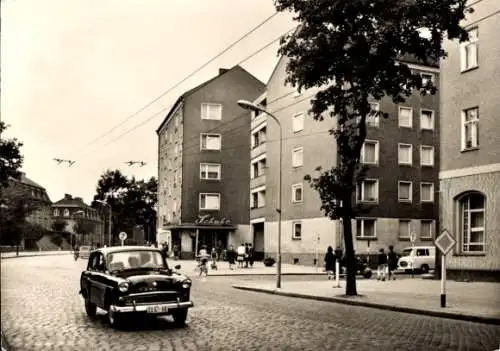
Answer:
[324, 246, 336, 280]
[161, 242, 169, 259]
[387, 245, 398, 280]
[236, 243, 246, 268]
[173, 243, 180, 260]
[244, 243, 250, 268]
[247, 243, 254, 268]
[377, 248, 388, 281]
[226, 245, 236, 270]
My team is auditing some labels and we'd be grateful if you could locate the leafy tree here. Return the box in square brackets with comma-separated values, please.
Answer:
[274, 0, 472, 295]
[52, 219, 68, 232]
[0, 185, 44, 252]
[0, 121, 24, 189]
[73, 218, 95, 235]
[92, 170, 157, 244]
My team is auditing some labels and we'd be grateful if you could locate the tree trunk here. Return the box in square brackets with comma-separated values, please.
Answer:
[342, 213, 358, 296]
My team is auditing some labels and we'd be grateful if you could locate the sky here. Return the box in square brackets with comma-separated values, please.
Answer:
[1, 0, 295, 204]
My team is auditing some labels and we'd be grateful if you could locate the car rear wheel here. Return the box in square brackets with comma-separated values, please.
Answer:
[84, 299, 97, 319]
[421, 264, 430, 274]
[172, 309, 188, 326]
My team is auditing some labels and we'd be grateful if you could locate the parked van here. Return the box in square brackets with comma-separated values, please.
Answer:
[397, 246, 435, 274]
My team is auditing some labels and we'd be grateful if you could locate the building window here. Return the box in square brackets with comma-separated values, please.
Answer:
[421, 73, 434, 86]
[460, 28, 478, 72]
[63, 209, 70, 217]
[251, 157, 266, 178]
[356, 219, 376, 238]
[420, 182, 434, 202]
[361, 140, 379, 165]
[420, 109, 434, 130]
[292, 183, 303, 203]
[200, 133, 221, 151]
[53, 209, 59, 217]
[367, 102, 380, 127]
[398, 181, 413, 202]
[292, 221, 302, 240]
[461, 107, 479, 150]
[250, 188, 266, 209]
[292, 112, 304, 133]
[251, 125, 267, 148]
[398, 106, 413, 128]
[201, 103, 222, 120]
[420, 145, 434, 167]
[200, 163, 221, 180]
[292, 147, 304, 167]
[398, 143, 413, 165]
[459, 192, 485, 253]
[356, 179, 379, 203]
[398, 220, 411, 239]
[199, 193, 220, 211]
[420, 220, 433, 239]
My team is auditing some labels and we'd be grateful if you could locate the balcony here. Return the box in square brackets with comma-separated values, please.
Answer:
[251, 142, 266, 159]
[250, 206, 266, 220]
[250, 174, 266, 189]
[251, 112, 266, 129]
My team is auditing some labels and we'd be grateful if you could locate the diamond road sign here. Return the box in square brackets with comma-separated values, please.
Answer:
[435, 229, 457, 255]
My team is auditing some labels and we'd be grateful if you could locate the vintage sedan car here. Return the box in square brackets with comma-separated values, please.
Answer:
[79, 246, 193, 329]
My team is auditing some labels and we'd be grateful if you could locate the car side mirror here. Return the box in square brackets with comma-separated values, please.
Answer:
[174, 264, 181, 270]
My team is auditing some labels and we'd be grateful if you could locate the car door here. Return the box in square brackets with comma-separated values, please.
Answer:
[88, 253, 107, 307]
[80, 253, 95, 297]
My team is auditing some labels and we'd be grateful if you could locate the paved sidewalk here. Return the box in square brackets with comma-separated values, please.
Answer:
[173, 259, 325, 276]
[0, 250, 72, 259]
[233, 278, 500, 325]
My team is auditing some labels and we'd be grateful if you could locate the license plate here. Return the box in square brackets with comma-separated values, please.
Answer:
[146, 305, 169, 314]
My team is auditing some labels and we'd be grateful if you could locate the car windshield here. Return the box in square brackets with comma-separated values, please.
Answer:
[402, 249, 413, 257]
[106, 250, 166, 271]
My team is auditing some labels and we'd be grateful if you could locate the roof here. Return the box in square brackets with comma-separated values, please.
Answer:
[94, 246, 162, 256]
[52, 194, 95, 210]
[10, 173, 46, 190]
[155, 65, 264, 134]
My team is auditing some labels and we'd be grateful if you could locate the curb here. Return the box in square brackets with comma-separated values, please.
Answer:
[233, 285, 500, 326]
[195, 272, 328, 277]
[0, 252, 72, 260]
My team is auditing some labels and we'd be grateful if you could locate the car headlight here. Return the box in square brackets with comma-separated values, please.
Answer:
[118, 282, 129, 292]
[181, 280, 191, 289]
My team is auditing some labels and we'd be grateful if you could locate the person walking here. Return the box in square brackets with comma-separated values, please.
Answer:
[226, 245, 236, 270]
[324, 246, 336, 280]
[236, 243, 246, 268]
[247, 243, 254, 268]
[387, 245, 398, 280]
[377, 248, 388, 281]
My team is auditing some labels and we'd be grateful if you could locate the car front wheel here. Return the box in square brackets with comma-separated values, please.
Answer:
[108, 306, 125, 329]
[172, 309, 188, 326]
[421, 264, 430, 274]
[84, 300, 97, 319]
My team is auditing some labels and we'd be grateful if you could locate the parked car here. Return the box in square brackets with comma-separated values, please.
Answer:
[397, 246, 435, 274]
[78, 245, 92, 259]
[79, 246, 194, 329]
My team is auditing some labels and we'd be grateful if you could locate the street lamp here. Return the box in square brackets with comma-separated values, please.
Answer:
[96, 200, 112, 247]
[237, 99, 283, 289]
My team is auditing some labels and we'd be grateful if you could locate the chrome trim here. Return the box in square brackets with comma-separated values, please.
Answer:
[120, 291, 179, 299]
[110, 301, 194, 313]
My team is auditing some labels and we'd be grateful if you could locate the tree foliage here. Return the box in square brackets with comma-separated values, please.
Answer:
[92, 170, 157, 244]
[73, 218, 95, 235]
[0, 185, 44, 246]
[0, 121, 24, 189]
[275, 0, 472, 295]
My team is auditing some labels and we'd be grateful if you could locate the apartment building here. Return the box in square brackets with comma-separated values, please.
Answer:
[156, 66, 265, 258]
[257, 55, 440, 265]
[52, 194, 104, 246]
[439, 0, 500, 281]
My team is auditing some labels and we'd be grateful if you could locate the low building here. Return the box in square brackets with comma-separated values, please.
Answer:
[52, 194, 104, 246]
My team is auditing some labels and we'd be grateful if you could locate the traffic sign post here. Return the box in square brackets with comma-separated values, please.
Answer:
[119, 232, 127, 246]
[435, 229, 457, 308]
[409, 232, 416, 278]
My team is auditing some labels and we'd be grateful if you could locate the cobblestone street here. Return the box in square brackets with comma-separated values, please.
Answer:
[1, 256, 499, 351]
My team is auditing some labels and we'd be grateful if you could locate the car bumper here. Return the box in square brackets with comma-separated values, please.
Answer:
[110, 301, 194, 313]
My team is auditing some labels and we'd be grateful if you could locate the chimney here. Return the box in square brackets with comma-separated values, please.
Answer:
[219, 68, 229, 75]
[74, 197, 83, 202]
[64, 194, 72, 200]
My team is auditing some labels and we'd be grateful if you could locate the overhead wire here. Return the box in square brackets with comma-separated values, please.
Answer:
[77, 12, 280, 152]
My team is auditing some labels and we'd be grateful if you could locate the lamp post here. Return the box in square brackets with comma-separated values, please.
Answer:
[96, 200, 112, 247]
[238, 99, 283, 289]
